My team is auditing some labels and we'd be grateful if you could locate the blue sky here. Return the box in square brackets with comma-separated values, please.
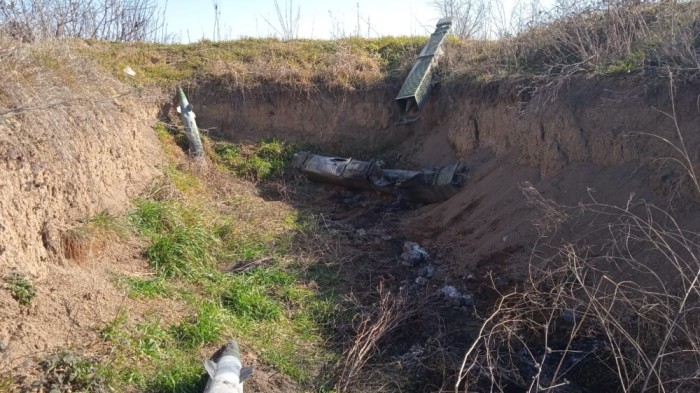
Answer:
[159, 0, 441, 42]
[158, 0, 557, 42]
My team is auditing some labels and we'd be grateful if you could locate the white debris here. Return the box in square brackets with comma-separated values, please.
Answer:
[123, 66, 137, 77]
[441, 285, 460, 298]
[440, 285, 474, 307]
[401, 241, 430, 266]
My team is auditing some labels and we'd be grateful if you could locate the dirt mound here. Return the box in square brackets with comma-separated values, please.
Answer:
[0, 39, 164, 370]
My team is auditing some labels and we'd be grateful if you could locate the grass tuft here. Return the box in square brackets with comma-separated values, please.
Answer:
[145, 225, 219, 278]
[212, 139, 295, 181]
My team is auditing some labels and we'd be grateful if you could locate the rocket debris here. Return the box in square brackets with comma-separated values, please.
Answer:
[203, 339, 253, 393]
[176, 87, 206, 163]
[395, 18, 453, 122]
[292, 151, 466, 203]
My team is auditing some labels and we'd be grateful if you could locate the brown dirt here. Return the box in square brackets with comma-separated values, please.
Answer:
[0, 39, 167, 374]
[193, 74, 700, 285]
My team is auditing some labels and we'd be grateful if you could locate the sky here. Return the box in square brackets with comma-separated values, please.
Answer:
[159, 0, 444, 42]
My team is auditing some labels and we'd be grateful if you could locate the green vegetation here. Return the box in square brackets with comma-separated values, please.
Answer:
[89, 154, 343, 391]
[121, 277, 170, 299]
[37, 350, 108, 392]
[213, 139, 295, 181]
[78, 36, 425, 89]
[3, 275, 36, 306]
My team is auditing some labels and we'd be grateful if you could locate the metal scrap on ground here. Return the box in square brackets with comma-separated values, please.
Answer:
[176, 87, 206, 164]
[292, 151, 466, 203]
[395, 18, 452, 122]
[202, 339, 253, 393]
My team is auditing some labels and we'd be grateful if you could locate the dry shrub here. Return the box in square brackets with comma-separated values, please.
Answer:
[457, 192, 700, 392]
[457, 83, 700, 391]
[336, 282, 430, 392]
[440, 1, 700, 110]
[0, 0, 164, 42]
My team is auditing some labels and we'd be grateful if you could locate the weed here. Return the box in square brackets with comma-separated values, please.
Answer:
[3, 274, 36, 306]
[134, 319, 171, 358]
[146, 225, 219, 277]
[38, 350, 108, 392]
[221, 279, 283, 322]
[213, 139, 294, 181]
[100, 308, 128, 342]
[89, 209, 128, 238]
[164, 165, 201, 194]
[147, 357, 205, 393]
[129, 199, 180, 235]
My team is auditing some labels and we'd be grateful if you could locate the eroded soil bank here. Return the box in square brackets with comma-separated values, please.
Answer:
[3, 65, 700, 391]
[193, 74, 700, 269]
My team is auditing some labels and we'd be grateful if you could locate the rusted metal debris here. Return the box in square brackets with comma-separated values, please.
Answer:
[292, 151, 466, 203]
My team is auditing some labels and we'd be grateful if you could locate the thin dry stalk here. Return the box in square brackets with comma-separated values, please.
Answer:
[337, 282, 426, 392]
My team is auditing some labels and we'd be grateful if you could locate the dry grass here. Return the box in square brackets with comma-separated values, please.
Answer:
[336, 282, 432, 392]
[438, 1, 700, 110]
[75, 36, 425, 92]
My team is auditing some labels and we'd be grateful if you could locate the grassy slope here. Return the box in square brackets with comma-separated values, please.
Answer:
[73, 2, 700, 94]
[77, 37, 427, 90]
[49, 130, 348, 392]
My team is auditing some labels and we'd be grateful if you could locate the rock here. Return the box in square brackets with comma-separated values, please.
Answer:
[415, 277, 429, 285]
[401, 241, 430, 266]
[440, 285, 474, 307]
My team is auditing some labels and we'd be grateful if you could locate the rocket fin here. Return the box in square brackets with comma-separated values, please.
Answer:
[204, 359, 217, 378]
[240, 366, 254, 381]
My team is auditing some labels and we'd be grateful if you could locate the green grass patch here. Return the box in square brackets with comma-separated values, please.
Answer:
[212, 139, 295, 181]
[122, 277, 170, 299]
[164, 165, 202, 194]
[94, 149, 349, 391]
[3, 274, 36, 306]
[146, 225, 219, 277]
[169, 301, 227, 347]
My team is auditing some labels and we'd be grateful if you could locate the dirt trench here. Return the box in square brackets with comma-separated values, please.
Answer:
[192, 75, 700, 281]
[3, 68, 700, 391]
[184, 75, 700, 391]
[0, 84, 166, 374]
